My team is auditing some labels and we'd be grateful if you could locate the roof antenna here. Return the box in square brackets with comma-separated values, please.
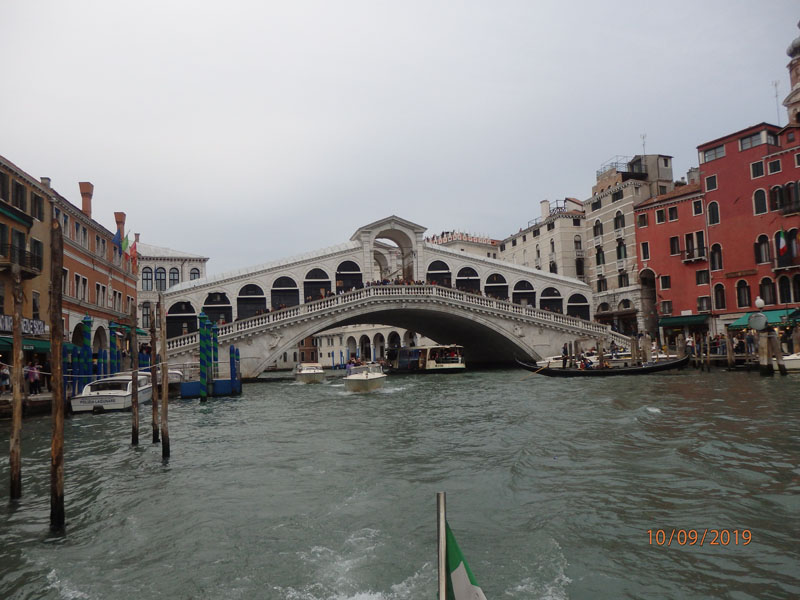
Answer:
[640, 133, 646, 157]
[772, 80, 781, 126]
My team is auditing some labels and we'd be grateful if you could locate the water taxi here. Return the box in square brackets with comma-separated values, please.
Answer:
[71, 373, 153, 413]
[343, 363, 386, 392]
[294, 362, 325, 383]
[387, 345, 465, 373]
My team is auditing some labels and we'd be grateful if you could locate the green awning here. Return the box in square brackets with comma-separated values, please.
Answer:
[111, 323, 148, 336]
[727, 309, 796, 329]
[0, 336, 51, 352]
[658, 315, 709, 327]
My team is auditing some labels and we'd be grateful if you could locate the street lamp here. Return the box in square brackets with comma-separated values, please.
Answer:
[755, 296, 765, 310]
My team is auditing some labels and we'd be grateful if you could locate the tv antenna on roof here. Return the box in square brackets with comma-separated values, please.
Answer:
[640, 133, 646, 156]
[772, 80, 781, 126]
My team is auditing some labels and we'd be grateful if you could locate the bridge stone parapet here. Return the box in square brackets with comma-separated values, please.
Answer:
[167, 284, 629, 377]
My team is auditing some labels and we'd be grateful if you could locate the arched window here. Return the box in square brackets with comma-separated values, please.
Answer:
[710, 244, 723, 271]
[596, 247, 605, 265]
[142, 267, 153, 291]
[759, 277, 776, 305]
[484, 273, 508, 300]
[778, 276, 792, 304]
[566, 293, 590, 320]
[455, 267, 480, 293]
[593, 220, 603, 237]
[190, 267, 200, 280]
[736, 280, 751, 308]
[769, 186, 782, 211]
[535, 244, 540, 258]
[754, 235, 770, 264]
[155, 267, 166, 291]
[549, 239, 555, 253]
[707, 201, 720, 225]
[574, 235, 582, 250]
[753, 189, 767, 215]
[614, 211, 625, 230]
[616, 239, 627, 260]
[512, 280, 535, 306]
[713, 284, 726, 310]
[539, 287, 563, 313]
[169, 267, 180, 287]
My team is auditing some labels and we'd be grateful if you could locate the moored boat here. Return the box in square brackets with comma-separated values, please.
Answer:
[516, 354, 690, 377]
[295, 362, 325, 383]
[387, 344, 466, 373]
[343, 363, 386, 392]
[71, 373, 153, 413]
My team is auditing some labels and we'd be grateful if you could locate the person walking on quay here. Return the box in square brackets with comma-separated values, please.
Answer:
[686, 336, 695, 357]
[746, 330, 755, 355]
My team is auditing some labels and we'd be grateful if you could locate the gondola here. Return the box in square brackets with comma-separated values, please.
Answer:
[515, 354, 690, 377]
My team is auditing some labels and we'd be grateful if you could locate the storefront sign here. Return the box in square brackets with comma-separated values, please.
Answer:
[0, 315, 46, 335]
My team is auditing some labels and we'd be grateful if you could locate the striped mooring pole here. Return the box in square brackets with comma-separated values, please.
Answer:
[199, 312, 208, 402]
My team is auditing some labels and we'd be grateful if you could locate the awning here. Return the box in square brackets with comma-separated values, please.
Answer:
[111, 323, 149, 336]
[0, 336, 51, 352]
[727, 309, 797, 329]
[658, 315, 709, 327]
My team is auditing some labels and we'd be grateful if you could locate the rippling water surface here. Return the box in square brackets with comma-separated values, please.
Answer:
[1, 369, 799, 599]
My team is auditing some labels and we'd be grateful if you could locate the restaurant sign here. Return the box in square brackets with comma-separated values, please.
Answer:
[0, 315, 46, 335]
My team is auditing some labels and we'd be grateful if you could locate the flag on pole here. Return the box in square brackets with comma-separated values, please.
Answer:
[122, 233, 130, 256]
[778, 229, 787, 256]
[130, 239, 138, 272]
[445, 521, 487, 600]
[112, 228, 122, 253]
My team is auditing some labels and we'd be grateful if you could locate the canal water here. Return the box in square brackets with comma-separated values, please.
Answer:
[1, 369, 798, 599]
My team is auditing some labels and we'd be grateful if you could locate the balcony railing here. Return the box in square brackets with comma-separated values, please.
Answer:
[575, 248, 585, 259]
[682, 247, 707, 263]
[782, 202, 800, 215]
[0, 245, 43, 276]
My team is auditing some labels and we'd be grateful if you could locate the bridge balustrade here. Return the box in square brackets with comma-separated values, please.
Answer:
[167, 284, 628, 352]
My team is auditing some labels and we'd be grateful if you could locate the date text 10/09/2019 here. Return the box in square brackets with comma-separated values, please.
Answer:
[647, 529, 751, 547]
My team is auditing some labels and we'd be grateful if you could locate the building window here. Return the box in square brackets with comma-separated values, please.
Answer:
[769, 186, 783, 211]
[693, 200, 703, 216]
[668, 206, 678, 221]
[12, 182, 27, 211]
[768, 159, 781, 174]
[572, 218, 581, 227]
[710, 244, 723, 271]
[618, 272, 629, 287]
[142, 302, 151, 329]
[705, 175, 717, 192]
[713, 284, 726, 309]
[546, 222, 555, 231]
[597, 276, 607, 292]
[754, 234, 770, 264]
[32, 291, 40, 320]
[593, 221, 603, 237]
[155, 267, 166, 291]
[641, 242, 650, 261]
[696, 269, 710, 285]
[669, 236, 680, 255]
[751, 161, 764, 178]
[707, 202, 720, 225]
[614, 211, 625, 230]
[660, 275, 671, 290]
[637, 213, 648, 227]
[616, 239, 626, 260]
[611, 190, 623, 202]
[759, 278, 776, 305]
[740, 132, 762, 150]
[736, 280, 751, 308]
[142, 267, 153, 291]
[595, 248, 605, 265]
[32, 195, 44, 221]
[753, 189, 767, 215]
[703, 145, 725, 162]
[190, 268, 201, 280]
[533, 229, 540, 237]
[659, 185, 668, 195]
[656, 209, 666, 224]
[522, 235, 526, 242]
[796, 153, 800, 167]
[697, 296, 711, 312]
[169, 267, 180, 287]
[661, 300, 672, 315]
[591, 198, 601, 211]
[511, 239, 517, 247]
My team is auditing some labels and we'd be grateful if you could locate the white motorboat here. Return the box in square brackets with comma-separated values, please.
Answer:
[295, 362, 325, 383]
[71, 373, 153, 413]
[343, 363, 386, 392]
[774, 352, 800, 371]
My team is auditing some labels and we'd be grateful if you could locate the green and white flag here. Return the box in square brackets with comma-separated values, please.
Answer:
[446, 521, 487, 600]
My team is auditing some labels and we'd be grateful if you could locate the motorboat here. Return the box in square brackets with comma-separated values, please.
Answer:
[774, 352, 800, 371]
[343, 363, 386, 392]
[295, 362, 325, 383]
[71, 373, 153, 413]
[387, 345, 466, 374]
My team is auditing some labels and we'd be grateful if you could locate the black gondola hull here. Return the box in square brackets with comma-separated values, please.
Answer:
[516, 354, 690, 377]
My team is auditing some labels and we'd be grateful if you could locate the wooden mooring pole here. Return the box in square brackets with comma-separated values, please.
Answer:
[725, 330, 735, 369]
[49, 221, 65, 532]
[159, 297, 170, 459]
[149, 314, 160, 443]
[9, 265, 24, 500]
[130, 305, 139, 446]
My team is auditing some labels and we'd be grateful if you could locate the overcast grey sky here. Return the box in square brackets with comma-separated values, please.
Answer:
[2, 1, 798, 274]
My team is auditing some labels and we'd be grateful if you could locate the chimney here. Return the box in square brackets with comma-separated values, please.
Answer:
[40, 177, 51, 188]
[135, 232, 140, 244]
[79, 182, 94, 218]
[540, 199, 550, 218]
[114, 212, 126, 239]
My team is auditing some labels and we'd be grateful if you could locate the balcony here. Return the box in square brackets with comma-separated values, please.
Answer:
[0, 245, 43, 279]
[596, 264, 605, 276]
[782, 202, 800, 216]
[682, 247, 707, 263]
[616, 259, 627, 271]
[614, 227, 625, 239]
[774, 254, 800, 271]
[534, 258, 541, 269]
[593, 235, 602, 246]
[575, 248, 585, 259]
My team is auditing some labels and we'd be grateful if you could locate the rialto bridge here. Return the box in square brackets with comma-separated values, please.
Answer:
[163, 216, 629, 377]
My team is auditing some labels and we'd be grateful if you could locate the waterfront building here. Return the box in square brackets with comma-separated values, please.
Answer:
[136, 240, 209, 334]
[54, 182, 138, 362]
[583, 154, 675, 335]
[0, 155, 52, 364]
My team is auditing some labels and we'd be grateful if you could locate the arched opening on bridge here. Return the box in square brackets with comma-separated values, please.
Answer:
[304, 268, 331, 302]
[346, 336, 357, 360]
[237, 284, 267, 320]
[373, 228, 415, 280]
[456, 267, 480, 293]
[639, 268, 657, 336]
[566, 293, 590, 320]
[387, 331, 401, 349]
[512, 280, 536, 306]
[426, 260, 452, 287]
[539, 287, 563, 313]
[167, 301, 197, 338]
[484, 273, 508, 300]
[359, 335, 372, 360]
[336, 261, 363, 292]
[271, 276, 299, 309]
[373, 248, 393, 280]
[203, 292, 233, 325]
[373, 332, 386, 359]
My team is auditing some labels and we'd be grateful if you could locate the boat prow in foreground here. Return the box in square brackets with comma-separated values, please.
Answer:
[516, 354, 690, 377]
[343, 364, 386, 392]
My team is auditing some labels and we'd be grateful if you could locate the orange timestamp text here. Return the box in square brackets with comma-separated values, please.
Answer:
[647, 529, 751, 547]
